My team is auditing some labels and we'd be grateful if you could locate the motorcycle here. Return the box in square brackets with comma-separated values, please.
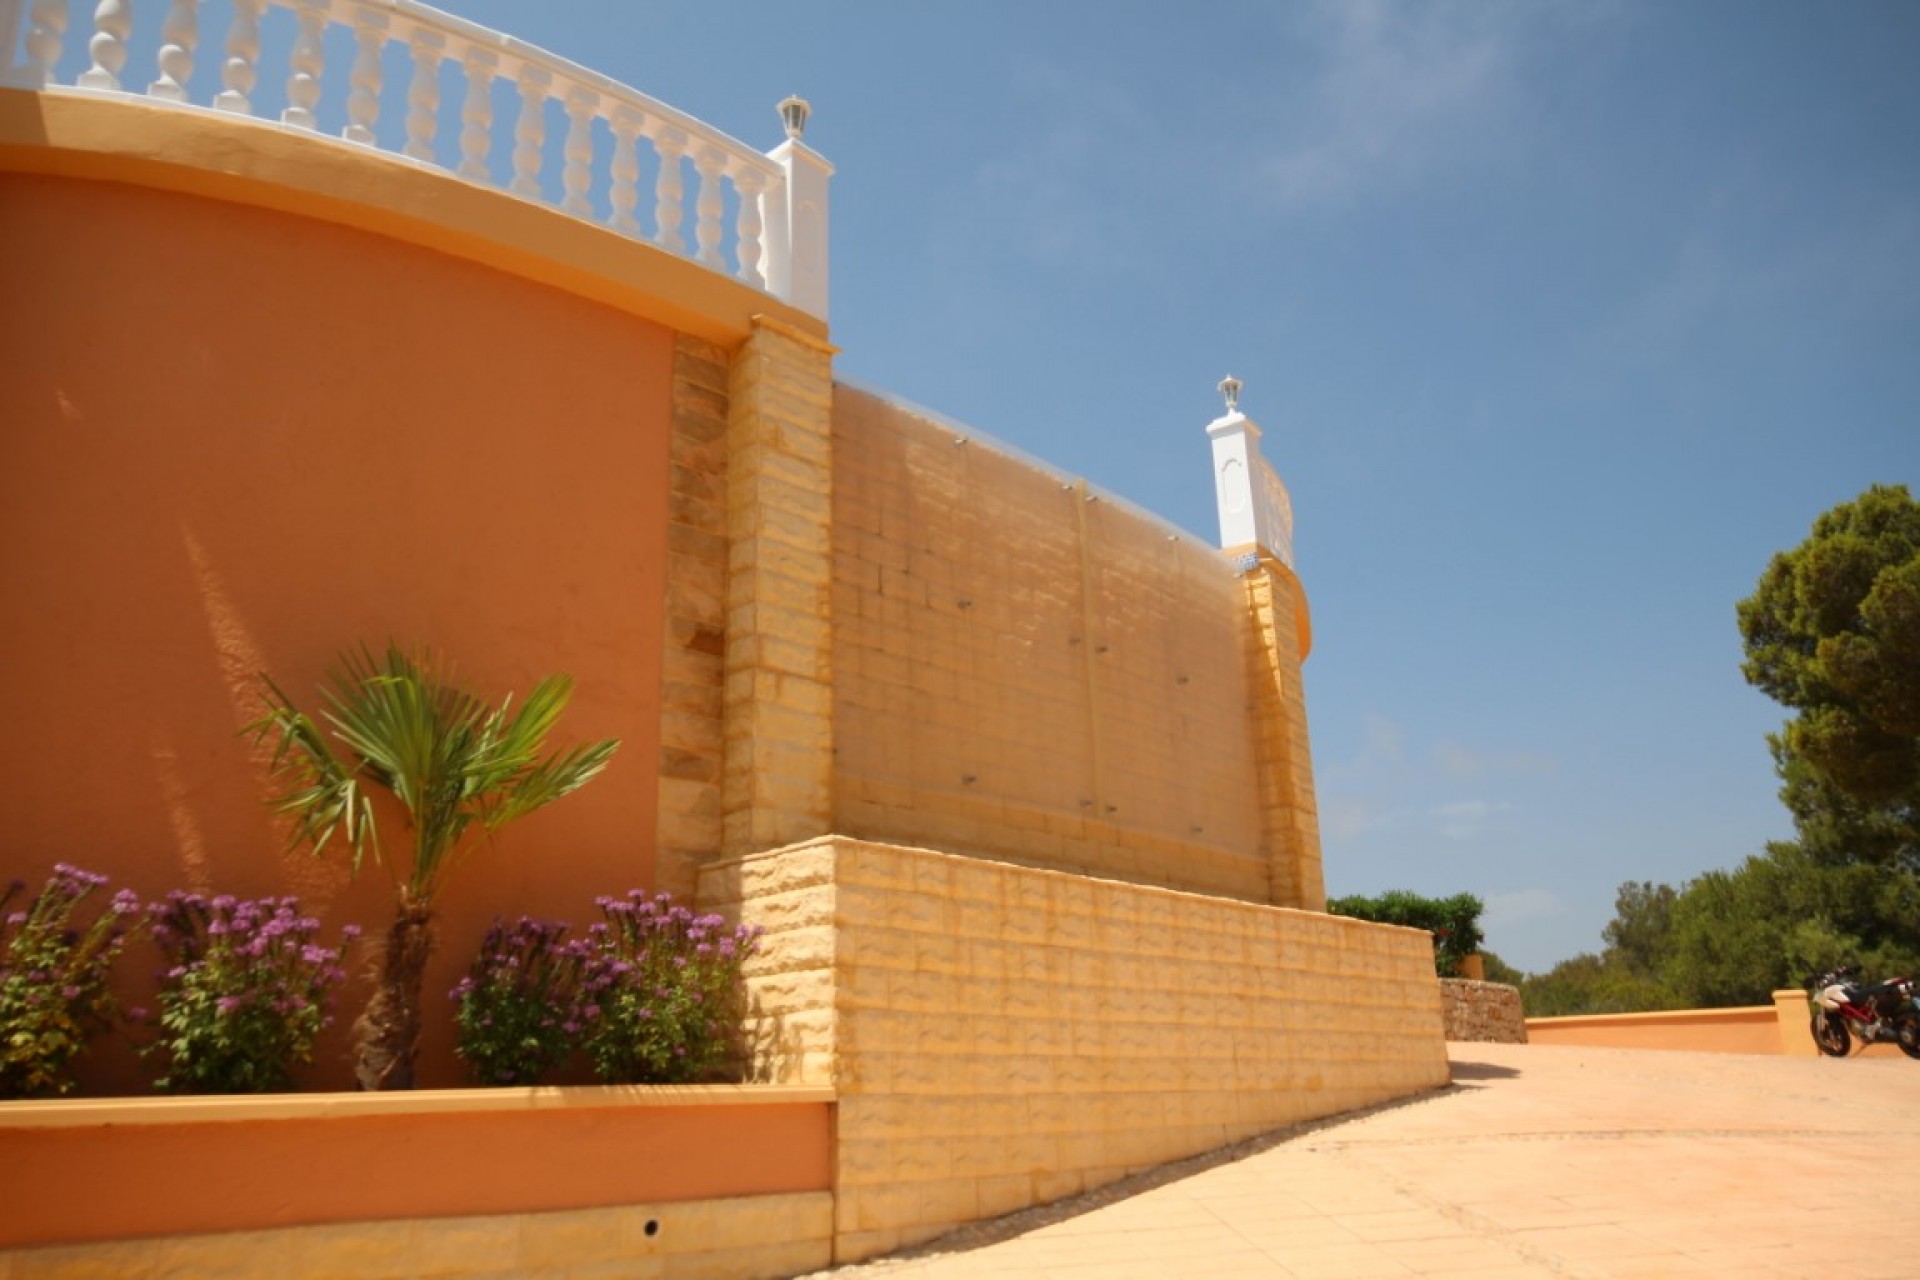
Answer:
[1806, 964, 1920, 1059]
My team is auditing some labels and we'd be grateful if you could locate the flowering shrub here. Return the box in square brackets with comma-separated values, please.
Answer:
[581, 891, 760, 1085]
[0, 865, 142, 1098]
[450, 917, 592, 1086]
[146, 893, 357, 1093]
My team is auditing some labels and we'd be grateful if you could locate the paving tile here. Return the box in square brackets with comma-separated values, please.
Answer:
[812, 1043, 1920, 1280]
[1262, 1244, 1419, 1278]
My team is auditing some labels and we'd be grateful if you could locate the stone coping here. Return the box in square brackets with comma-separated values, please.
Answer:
[0, 1082, 835, 1128]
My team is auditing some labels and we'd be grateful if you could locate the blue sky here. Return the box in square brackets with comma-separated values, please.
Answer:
[114, 0, 1911, 971]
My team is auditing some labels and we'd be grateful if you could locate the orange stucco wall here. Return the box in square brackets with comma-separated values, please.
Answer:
[0, 1092, 831, 1248]
[1527, 998, 1909, 1058]
[0, 171, 676, 1090]
[1526, 1007, 1786, 1055]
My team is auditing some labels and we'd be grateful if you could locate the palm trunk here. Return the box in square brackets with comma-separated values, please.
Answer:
[354, 891, 434, 1090]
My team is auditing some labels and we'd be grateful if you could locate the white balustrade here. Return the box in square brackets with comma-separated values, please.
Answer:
[146, 0, 194, 102]
[400, 25, 438, 159]
[280, 0, 323, 129]
[0, 0, 831, 318]
[692, 145, 724, 270]
[20, 0, 69, 87]
[561, 86, 594, 219]
[653, 125, 688, 255]
[342, 4, 383, 144]
[76, 0, 128, 90]
[607, 105, 642, 238]
[212, 0, 258, 113]
[456, 42, 494, 182]
[508, 63, 547, 197]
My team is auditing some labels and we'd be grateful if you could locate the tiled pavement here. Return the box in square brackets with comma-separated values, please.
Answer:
[809, 1042, 1919, 1279]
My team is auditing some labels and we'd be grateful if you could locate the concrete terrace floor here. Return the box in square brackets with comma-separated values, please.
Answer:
[807, 1042, 1919, 1279]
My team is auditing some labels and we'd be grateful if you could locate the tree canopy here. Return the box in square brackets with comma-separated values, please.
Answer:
[1738, 483, 1920, 841]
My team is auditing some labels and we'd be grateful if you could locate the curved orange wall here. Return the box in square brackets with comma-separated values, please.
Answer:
[0, 172, 674, 1090]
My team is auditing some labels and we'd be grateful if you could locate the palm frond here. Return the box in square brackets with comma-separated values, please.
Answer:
[248, 673, 379, 875]
[253, 644, 620, 903]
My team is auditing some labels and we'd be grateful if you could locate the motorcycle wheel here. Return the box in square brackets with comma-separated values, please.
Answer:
[1811, 1011, 1850, 1057]
[1894, 1013, 1920, 1061]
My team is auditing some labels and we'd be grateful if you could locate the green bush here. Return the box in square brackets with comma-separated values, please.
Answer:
[451, 916, 591, 1087]
[581, 891, 760, 1085]
[1328, 890, 1485, 977]
[1, 865, 141, 1097]
[145, 892, 357, 1093]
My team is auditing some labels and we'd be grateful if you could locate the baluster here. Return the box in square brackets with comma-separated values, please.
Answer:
[732, 165, 767, 289]
[692, 146, 724, 269]
[652, 126, 687, 255]
[608, 107, 643, 237]
[21, 0, 69, 87]
[342, 6, 386, 144]
[281, 0, 325, 129]
[402, 28, 443, 162]
[562, 87, 596, 219]
[509, 65, 549, 197]
[77, 0, 131, 91]
[457, 46, 497, 182]
[213, 0, 260, 113]
[148, 0, 197, 102]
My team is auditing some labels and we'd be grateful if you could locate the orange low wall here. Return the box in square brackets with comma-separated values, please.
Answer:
[1527, 992, 1906, 1058]
[1526, 1005, 1788, 1055]
[0, 1085, 832, 1250]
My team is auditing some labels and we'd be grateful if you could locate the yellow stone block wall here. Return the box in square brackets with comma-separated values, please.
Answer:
[699, 838, 1451, 1263]
[0, 1192, 833, 1280]
[831, 386, 1278, 902]
[723, 318, 838, 856]
[1241, 554, 1327, 910]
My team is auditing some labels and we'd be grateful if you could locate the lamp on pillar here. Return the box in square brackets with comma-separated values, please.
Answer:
[778, 94, 810, 140]
[1206, 375, 1295, 568]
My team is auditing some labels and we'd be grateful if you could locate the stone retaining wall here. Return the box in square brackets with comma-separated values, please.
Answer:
[700, 835, 1451, 1263]
[1439, 979, 1527, 1043]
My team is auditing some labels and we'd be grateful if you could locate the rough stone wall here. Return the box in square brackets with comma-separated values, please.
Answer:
[699, 837, 1452, 1264]
[1439, 979, 1528, 1044]
[653, 335, 733, 902]
[830, 386, 1287, 903]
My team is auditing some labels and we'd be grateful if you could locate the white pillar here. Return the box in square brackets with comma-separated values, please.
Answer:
[1206, 376, 1295, 566]
[766, 96, 832, 321]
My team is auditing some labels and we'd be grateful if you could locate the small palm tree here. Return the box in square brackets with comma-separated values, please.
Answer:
[251, 644, 618, 1089]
